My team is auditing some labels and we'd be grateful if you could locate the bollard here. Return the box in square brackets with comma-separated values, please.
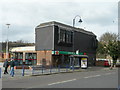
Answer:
[66, 65, 68, 72]
[22, 65, 25, 76]
[72, 65, 74, 72]
[0, 68, 1, 78]
[58, 65, 60, 73]
[32, 66, 34, 75]
[50, 65, 52, 74]
[41, 65, 44, 74]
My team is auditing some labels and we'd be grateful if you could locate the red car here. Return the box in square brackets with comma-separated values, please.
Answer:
[104, 60, 110, 67]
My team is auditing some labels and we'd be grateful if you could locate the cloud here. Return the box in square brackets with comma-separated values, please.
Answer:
[0, 0, 118, 42]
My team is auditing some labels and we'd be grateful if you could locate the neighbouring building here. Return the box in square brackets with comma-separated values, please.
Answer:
[35, 21, 98, 67]
[10, 46, 37, 66]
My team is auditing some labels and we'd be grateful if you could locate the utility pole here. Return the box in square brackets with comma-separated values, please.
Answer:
[6, 24, 10, 59]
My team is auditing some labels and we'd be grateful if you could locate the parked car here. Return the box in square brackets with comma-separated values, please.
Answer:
[104, 60, 110, 67]
[116, 60, 120, 67]
[96, 59, 111, 67]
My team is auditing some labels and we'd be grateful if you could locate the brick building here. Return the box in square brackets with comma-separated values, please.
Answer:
[35, 21, 98, 67]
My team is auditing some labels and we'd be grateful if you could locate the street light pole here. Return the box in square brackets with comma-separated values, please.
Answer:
[6, 24, 10, 60]
[73, 15, 82, 27]
[72, 15, 82, 68]
[72, 15, 82, 53]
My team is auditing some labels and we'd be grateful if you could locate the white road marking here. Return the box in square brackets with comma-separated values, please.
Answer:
[84, 75, 101, 78]
[104, 73, 112, 75]
[48, 79, 77, 86]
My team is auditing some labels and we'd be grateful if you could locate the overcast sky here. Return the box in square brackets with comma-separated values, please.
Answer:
[0, 0, 119, 43]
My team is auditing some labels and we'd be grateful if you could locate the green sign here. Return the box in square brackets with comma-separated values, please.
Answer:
[52, 51, 85, 55]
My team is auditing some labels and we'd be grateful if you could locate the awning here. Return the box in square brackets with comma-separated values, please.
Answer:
[69, 55, 88, 58]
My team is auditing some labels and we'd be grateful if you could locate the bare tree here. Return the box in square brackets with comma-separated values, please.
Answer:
[99, 32, 118, 44]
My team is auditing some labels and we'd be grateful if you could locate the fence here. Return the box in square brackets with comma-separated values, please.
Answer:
[2, 65, 82, 77]
[31, 65, 80, 76]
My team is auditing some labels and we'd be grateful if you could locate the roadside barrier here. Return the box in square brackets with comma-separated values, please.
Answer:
[58, 65, 60, 73]
[22, 65, 25, 76]
[50, 65, 52, 74]
[66, 65, 68, 72]
[32, 66, 34, 75]
[0, 68, 1, 78]
[4, 64, 82, 76]
[41, 65, 44, 74]
[72, 64, 74, 71]
[31, 65, 79, 75]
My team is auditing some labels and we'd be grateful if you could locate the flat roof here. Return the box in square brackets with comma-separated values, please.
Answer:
[36, 21, 96, 36]
[10, 46, 35, 52]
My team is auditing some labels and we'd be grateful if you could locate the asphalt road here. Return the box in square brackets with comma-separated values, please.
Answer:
[2, 67, 118, 89]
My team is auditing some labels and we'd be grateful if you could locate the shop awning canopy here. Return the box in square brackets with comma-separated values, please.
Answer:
[69, 55, 88, 58]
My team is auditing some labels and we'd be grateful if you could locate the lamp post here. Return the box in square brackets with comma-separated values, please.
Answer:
[72, 15, 82, 53]
[73, 15, 82, 27]
[6, 24, 10, 60]
[72, 15, 82, 68]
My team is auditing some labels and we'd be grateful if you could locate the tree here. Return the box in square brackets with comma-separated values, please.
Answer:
[99, 32, 118, 44]
[97, 32, 119, 68]
[97, 42, 108, 58]
[107, 41, 120, 67]
[97, 32, 118, 58]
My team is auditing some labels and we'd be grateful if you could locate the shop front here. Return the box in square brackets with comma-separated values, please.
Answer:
[12, 52, 37, 66]
[52, 51, 88, 68]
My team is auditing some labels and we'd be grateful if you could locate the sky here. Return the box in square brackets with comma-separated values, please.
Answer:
[0, 0, 119, 43]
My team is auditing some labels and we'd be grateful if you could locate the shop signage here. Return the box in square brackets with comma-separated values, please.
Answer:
[81, 58, 87, 69]
[52, 51, 86, 55]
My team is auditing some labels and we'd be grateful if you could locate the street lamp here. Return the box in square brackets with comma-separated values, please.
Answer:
[6, 24, 10, 60]
[72, 15, 82, 53]
[71, 15, 82, 69]
[73, 15, 82, 27]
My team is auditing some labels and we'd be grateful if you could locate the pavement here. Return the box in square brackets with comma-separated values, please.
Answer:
[1, 66, 118, 80]
[2, 66, 119, 89]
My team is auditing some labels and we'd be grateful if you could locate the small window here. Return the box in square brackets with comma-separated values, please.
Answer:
[66, 31, 73, 44]
[58, 28, 66, 43]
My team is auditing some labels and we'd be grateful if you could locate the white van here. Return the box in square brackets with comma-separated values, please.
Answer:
[116, 60, 120, 67]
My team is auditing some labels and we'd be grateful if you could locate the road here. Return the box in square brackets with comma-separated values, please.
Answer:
[2, 67, 118, 89]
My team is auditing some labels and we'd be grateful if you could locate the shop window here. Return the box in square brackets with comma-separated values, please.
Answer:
[25, 53, 37, 65]
[14, 52, 23, 65]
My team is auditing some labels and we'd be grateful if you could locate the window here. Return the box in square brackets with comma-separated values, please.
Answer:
[66, 31, 73, 44]
[14, 52, 23, 65]
[58, 28, 73, 45]
[58, 28, 66, 43]
[25, 53, 37, 65]
[92, 37, 97, 49]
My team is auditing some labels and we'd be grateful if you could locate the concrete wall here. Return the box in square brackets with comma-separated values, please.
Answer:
[35, 26, 54, 51]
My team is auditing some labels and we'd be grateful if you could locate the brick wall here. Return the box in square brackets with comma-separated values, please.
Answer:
[37, 50, 52, 66]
